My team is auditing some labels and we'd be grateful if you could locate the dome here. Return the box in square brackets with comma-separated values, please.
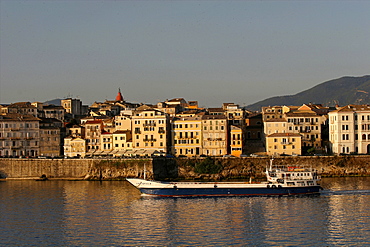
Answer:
[116, 88, 124, 102]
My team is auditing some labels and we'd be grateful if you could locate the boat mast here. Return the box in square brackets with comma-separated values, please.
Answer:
[269, 158, 274, 171]
[143, 163, 146, 180]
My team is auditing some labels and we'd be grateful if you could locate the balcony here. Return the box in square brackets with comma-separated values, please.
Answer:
[281, 142, 292, 145]
[207, 138, 223, 141]
[143, 123, 156, 127]
[178, 136, 195, 140]
[10, 128, 20, 131]
[134, 130, 141, 134]
[143, 138, 156, 142]
[158, 130, 165, 134]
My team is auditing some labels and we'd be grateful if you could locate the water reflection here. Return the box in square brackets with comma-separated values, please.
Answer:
[0, 178, 369, 246]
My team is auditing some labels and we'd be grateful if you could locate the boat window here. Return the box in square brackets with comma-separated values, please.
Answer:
[287, 182, 295, 186]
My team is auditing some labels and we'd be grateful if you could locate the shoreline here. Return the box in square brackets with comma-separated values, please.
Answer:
[1, 156, 370, 180]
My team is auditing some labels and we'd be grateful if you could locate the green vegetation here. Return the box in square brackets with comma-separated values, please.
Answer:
[194, 157, 223, 174]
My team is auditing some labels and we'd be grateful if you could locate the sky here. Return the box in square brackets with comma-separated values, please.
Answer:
[1, 1, 369, 108]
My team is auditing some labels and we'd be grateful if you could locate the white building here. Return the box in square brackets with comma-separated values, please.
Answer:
[329, 105, 370, 154]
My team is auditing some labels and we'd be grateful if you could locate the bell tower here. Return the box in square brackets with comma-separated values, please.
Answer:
[115, 88, 124, 102]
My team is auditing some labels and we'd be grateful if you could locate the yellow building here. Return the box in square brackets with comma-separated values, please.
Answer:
[63, 137, 86, 157]
[224, 103, 245, 127]
[61, 98, 83, 117]
[172, 116, 202, 157]
[112, 130, 133, 157]
[100, 132, 113, 154]
[114, 113, 132, 131]
[264, 118, 287, 136]
[266, 133, 302, 156]
[202, 115, 228, 156]
[132, 106, 170, 154]
[230, 125, 243, 157]
[263, 104, 329, 154]
[285, 105, 328, 149]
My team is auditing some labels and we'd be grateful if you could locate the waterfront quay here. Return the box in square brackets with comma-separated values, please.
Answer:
[1, 156, 370, 180]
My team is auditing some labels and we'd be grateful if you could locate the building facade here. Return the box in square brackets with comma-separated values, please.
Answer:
[0, 113, 40, 157]
[266, 133, 302, 156]
[202, 115, 228, 156]
[172, 116, 203, 157]
[329, 105, 370, 154]
[132, 107, 170, 154]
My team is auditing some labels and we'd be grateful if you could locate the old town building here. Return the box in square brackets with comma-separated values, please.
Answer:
[132, 106, 170, 154]
[329, 105, 370, 154]
[172, 116, 203, 157]
[0, 113, 40, 157]
[230, 125, 243, 157]
[84, 120, 104, 153]
[202, 115, 228, 156]
[266, 133, 302, 156]
[64, 137, 86, 158]
[39, 118, 63, 157]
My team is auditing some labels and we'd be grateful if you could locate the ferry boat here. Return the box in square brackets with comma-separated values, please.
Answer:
[126, 160, 322, 197]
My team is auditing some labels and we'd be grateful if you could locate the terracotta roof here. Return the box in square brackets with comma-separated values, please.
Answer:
[0, 113, 40, 121]
[329, 104, 370, 113]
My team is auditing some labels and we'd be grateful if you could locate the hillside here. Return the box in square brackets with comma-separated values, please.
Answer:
[44, 98, 63, 106]
[246, 75, 370, 111]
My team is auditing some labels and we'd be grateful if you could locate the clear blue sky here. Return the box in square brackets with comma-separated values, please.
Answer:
[1, 1, 369, 107]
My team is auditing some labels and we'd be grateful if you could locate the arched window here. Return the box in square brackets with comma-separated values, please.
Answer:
[363, 134, 366, 140]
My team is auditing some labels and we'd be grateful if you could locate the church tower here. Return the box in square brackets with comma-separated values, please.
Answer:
[115, 88, 124, 102]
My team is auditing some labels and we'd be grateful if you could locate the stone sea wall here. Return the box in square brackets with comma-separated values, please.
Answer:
[0, 156, 370, 180]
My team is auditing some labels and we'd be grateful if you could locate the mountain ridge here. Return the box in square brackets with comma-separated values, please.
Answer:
[246, 75, 370, 111]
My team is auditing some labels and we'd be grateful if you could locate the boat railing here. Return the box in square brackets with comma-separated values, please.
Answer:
[270, 166, 316, 173]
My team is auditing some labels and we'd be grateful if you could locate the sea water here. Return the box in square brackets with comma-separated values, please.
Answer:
[0, 177, 369, 246]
